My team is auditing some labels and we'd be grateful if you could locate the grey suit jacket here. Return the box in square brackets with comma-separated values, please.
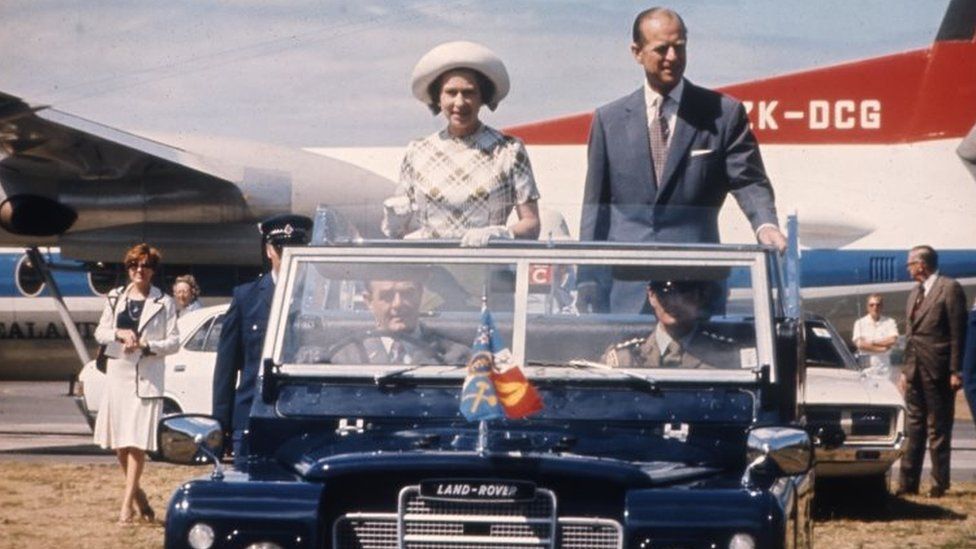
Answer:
[904, 275, 968, 383]
[579, 81, 779, 312]
[329, 325, 471, 365]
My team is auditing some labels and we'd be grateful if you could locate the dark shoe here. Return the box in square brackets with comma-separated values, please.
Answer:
[894, 486, 918, 497]
[927, 486, 947, 498]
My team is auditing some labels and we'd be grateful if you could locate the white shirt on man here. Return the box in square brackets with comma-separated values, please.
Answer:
[852, 314, 899, 372]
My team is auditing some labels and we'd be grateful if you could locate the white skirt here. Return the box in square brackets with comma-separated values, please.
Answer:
[93, 358, 162, 451]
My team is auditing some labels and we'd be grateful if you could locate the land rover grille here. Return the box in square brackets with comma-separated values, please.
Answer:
[332, 486, 622, 548]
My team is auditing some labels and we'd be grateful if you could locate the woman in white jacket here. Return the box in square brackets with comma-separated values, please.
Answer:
[93, 243, 179, 524]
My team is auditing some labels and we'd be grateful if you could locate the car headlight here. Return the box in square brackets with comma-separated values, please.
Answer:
[729, 532, 755, 549]
[188, 523, 215, 549]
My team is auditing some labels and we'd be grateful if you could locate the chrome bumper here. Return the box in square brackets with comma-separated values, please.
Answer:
[814, 433, 904, 477]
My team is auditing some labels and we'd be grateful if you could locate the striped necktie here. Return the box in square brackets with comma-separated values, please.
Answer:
[650, 95, 670, 186]
[911, 285, 925, 321]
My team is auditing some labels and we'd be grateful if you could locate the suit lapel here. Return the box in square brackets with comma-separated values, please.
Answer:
[656, 83, 697, 204]
[622, 89, 656, 200]
[138, 286, 164, 334]
[912, 277, 942, 326]
[640, 333, 662, 367]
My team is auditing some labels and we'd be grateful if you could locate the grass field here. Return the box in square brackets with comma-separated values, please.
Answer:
[1, 461, 974, 548]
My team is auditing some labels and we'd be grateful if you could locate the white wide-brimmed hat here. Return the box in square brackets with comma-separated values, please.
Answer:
[410, 41, 510, 112]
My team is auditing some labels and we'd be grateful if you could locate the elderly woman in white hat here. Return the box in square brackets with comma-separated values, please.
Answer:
[382, 41, 541, 246]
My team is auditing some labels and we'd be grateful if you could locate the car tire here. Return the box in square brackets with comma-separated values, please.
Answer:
[162, 399, 183, 416]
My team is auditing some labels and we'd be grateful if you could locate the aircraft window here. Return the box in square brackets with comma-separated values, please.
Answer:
[184, 318, 215, 352]
[203, 315, 225, 353]
[15, 255, 45, 297]
[88, 264, 120, 295]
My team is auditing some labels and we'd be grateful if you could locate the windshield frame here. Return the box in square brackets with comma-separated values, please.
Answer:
[265, 241, 779, 383]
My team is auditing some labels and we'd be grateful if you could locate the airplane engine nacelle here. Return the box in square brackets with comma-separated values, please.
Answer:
[0, 195, 77, 236]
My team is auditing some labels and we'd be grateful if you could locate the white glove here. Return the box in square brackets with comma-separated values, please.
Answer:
[460, 225, 513, 247]
[381, 196, 414, 237]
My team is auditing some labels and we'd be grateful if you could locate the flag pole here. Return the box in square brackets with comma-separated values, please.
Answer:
[477, 419, 488, 455]
[478, 283, 489, 454]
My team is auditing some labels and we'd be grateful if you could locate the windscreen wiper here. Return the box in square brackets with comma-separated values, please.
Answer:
[373, 363, 466, 386]
[525, 359, 658, 392]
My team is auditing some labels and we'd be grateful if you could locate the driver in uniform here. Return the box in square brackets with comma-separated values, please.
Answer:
[331, 278, 470, 365]
[603, 280, 737, 368]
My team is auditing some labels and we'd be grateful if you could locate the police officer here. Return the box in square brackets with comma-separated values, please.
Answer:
[602, 280, 736, 368]
[212, 214, 312, 466]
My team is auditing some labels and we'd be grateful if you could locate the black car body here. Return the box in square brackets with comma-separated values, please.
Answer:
[158, 241, 814, 549]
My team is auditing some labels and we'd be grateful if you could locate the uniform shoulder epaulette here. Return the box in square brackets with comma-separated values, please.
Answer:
[611, 336, 647, 350]
[701, 330, 735, 344]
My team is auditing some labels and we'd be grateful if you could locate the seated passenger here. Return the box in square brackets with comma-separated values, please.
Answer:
[331, 278, 470, 365]
[602, 280, 736, 368]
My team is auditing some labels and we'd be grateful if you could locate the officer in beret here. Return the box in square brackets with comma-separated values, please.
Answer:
[212, 214, 312, 466]
[602, 280, 737, 368]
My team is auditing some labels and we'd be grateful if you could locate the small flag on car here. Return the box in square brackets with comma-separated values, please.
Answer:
[459, 308, 542, 421]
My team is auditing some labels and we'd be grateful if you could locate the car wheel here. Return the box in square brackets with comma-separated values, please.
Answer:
[162, 399, 183, 416]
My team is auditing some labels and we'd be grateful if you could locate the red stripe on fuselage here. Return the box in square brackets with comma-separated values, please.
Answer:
[507, 39, 976, 146]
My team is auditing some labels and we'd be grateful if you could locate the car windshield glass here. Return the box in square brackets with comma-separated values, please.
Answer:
[524, 262, 757, 370]
[274, 251, 767, 374]
[279, 260, 515, 365]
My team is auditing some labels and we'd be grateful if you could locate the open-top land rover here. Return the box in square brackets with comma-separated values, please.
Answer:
[158, 240, 814, 549]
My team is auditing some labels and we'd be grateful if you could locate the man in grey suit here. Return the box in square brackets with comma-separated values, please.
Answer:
[578, 7, 786, 313]
[896, 245, 968, 498]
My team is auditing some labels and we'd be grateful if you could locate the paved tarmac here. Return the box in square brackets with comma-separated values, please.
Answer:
[2, 381, 976, 480]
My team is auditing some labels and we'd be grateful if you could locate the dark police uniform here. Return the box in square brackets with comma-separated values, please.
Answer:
[602, 326, 738, 369]
[211, 214, 311, 466]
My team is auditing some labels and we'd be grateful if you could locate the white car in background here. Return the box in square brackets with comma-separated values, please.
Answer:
[802, 315, 905, 485]
[77, 304, 229, 426]
[77, 305, 905, 485]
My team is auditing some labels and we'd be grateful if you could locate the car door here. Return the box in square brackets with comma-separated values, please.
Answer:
[166, 312, 224, 413]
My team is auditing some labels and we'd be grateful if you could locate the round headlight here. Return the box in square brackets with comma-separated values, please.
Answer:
[729, 532, 756, 549]
[188, 523, 215, 549]
[245, 543, 284, 549]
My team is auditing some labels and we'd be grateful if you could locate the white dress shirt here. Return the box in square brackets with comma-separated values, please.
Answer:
[853, 314, 898, 372]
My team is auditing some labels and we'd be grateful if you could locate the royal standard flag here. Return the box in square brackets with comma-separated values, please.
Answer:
[459, 309, 542, 421]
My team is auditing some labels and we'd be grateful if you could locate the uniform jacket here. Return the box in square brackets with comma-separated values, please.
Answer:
[94, 285, 180, 398]
[601, 327, 738, 369]
[903, 275, 968, 383]
[212, 274, 274, 432]
[579, 81, 778, 312]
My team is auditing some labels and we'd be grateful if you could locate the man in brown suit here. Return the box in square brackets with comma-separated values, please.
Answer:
[896, 245, 968, 498]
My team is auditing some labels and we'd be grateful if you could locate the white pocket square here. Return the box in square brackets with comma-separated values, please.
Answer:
[690, 149, 713, 157]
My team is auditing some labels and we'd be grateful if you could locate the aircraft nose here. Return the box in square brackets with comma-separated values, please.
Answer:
[0, 195, 77, 236]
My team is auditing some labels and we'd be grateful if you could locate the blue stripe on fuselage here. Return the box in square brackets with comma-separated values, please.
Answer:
[0, 250, 97, 297]
[798, 249, 976, 287]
